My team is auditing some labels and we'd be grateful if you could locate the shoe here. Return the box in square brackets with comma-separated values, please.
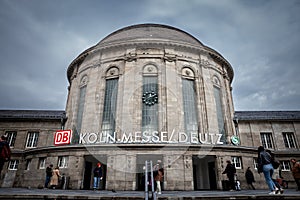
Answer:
[269, 191, 276, 195]
[229, 189, 234, 191]
[275, 188, 279, 194]
[158, 192, 161, 194]
[280, 189, 284, 194]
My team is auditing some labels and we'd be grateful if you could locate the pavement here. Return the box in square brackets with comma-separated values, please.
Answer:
[0, 188, 300, 200]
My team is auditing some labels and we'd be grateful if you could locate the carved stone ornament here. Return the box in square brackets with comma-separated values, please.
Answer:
[80, 76, 88, 86]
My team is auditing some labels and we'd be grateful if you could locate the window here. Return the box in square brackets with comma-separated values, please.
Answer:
[213, 86, 226, 143]
[260, 132, 273, 149]
[25, 159, 31, 170]
[101, 78, 119, 139]
[26, 132, 39, 148]
[182, 78, 198, 136]
[231, 156, 242, 169]
[283, 132, 297, 148]
[76, 82, 87, 135]
[5, 131, 17, 147]
[253, 158, 258, 170]
[39, 158, 46, 169]
[280, 161, 291, 171]
[142, 76, 158, 135]
[58, 156, 69, 168]
[8, 160, 19, 170]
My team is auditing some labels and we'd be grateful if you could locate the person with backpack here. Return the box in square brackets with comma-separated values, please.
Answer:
[222, 160, 236, 191]
[0, 135, 11, 178]
[257, 146, 279, 194]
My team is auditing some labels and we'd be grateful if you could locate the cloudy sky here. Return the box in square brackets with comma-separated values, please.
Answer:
[0, 0, 299, 111]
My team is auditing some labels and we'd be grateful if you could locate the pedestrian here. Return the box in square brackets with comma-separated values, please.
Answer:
[0, 135, 11, 178]
[50, 166, 61, 189]
[222, 160, 236, 191]
[44, 164, 53, 189]
[154, 168, 163, 194]
[93, 162, 103, 190]
[291, 158, 300, 191]
[257, 146, 279, 194]
[245, 167, 255, 190]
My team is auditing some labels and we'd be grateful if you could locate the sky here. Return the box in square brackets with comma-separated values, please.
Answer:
[0, 0, 299, 111]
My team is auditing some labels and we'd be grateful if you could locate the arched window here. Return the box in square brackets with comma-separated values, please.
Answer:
[142, 65, 158, 139]
[101, 67, 119, 140]
[181, 67, 198, 137]
[74, 75, 88, 143]
[213, 76, 226, 143]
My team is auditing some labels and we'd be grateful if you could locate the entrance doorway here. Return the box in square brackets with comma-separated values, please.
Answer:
[136, 154, 163, 191]
[192, 155, 217, 190]
[83, 155, 107, 190]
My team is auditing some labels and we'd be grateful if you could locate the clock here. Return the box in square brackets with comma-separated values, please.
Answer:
[142, 91, 158, 106]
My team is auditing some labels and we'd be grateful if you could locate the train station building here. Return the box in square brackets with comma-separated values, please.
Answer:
[0, 24, 299, 191]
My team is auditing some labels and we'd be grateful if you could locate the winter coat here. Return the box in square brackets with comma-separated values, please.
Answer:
[222, 163, 236, 178]
[93, 166, 103, 178]
[154, 169, 163, 182]
[50, 169, 60, 186]
[245, 169, 255, 184]
[292, 162, 300, 179]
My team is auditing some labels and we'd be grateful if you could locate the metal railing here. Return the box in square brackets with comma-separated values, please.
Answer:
[144, 160, 157, 200]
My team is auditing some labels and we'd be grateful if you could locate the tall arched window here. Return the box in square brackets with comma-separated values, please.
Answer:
[142, 65, 158, 138]
[74, 75, 88, 143]
[182, 67, 198, 137]
[213, 76, 226, 143]
[101, 67, 119, 140]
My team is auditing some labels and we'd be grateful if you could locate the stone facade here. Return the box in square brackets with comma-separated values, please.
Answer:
[0, 24, 299, 191]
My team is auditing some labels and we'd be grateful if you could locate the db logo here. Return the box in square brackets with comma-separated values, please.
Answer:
[54, 130, 72, 146]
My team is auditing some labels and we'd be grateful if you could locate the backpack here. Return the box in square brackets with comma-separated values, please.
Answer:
[1, 143, 11, 162]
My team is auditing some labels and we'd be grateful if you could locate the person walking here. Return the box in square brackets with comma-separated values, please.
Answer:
[222, 160, 236, 191]
[154, 168, 164, 194]
[44, 164, 53, 189]
[291, 158, 300, 191]
[245, 167, 255, 190]
[257, 146, 279, 194]
[0, 135, 11, 179]
[50, 166, 61, 189]
[93, 162, 103, 190]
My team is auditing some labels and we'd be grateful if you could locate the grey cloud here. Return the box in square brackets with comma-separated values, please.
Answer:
[0, 0, 299, 111]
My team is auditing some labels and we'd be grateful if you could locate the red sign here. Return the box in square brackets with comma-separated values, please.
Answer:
[54, 130, 72, 146]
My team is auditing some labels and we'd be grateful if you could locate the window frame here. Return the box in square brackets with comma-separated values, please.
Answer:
[283, 132, 297, 149]
[280, 160, 291, 171]
[8, 160, 19, 170]
[25, 131, 39, 148]
[260, 132, 274, 149]
[38, 157, 46, 169]
[25, 159, 31, 170]
[5, 131, 17, 147]
[231, 156, 242, 169]
[58, 156, 69, 168]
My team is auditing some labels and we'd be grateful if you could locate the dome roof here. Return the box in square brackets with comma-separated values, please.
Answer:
[67, 23, 234, 83]
[97, 23, 204, 48]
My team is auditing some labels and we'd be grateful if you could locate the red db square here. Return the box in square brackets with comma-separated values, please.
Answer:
[54, 130, 72, 146]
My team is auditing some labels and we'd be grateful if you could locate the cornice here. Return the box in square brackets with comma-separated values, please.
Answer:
[67, 40, 234, 83]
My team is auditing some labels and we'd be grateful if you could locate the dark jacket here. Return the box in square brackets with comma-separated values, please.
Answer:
[93, 166, 103, 178]
[0, 140, 10, 161]
[46, 166, 53, 177]
[258, 150, 272, 165]
[245, 169, 255, 184]
[222, 163, 236, 177]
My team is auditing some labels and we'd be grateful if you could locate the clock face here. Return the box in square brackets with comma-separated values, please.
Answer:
[142, 91, 158, 106]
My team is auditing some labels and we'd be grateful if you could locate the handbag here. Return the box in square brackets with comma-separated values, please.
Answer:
[271, 158, 280, 169]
